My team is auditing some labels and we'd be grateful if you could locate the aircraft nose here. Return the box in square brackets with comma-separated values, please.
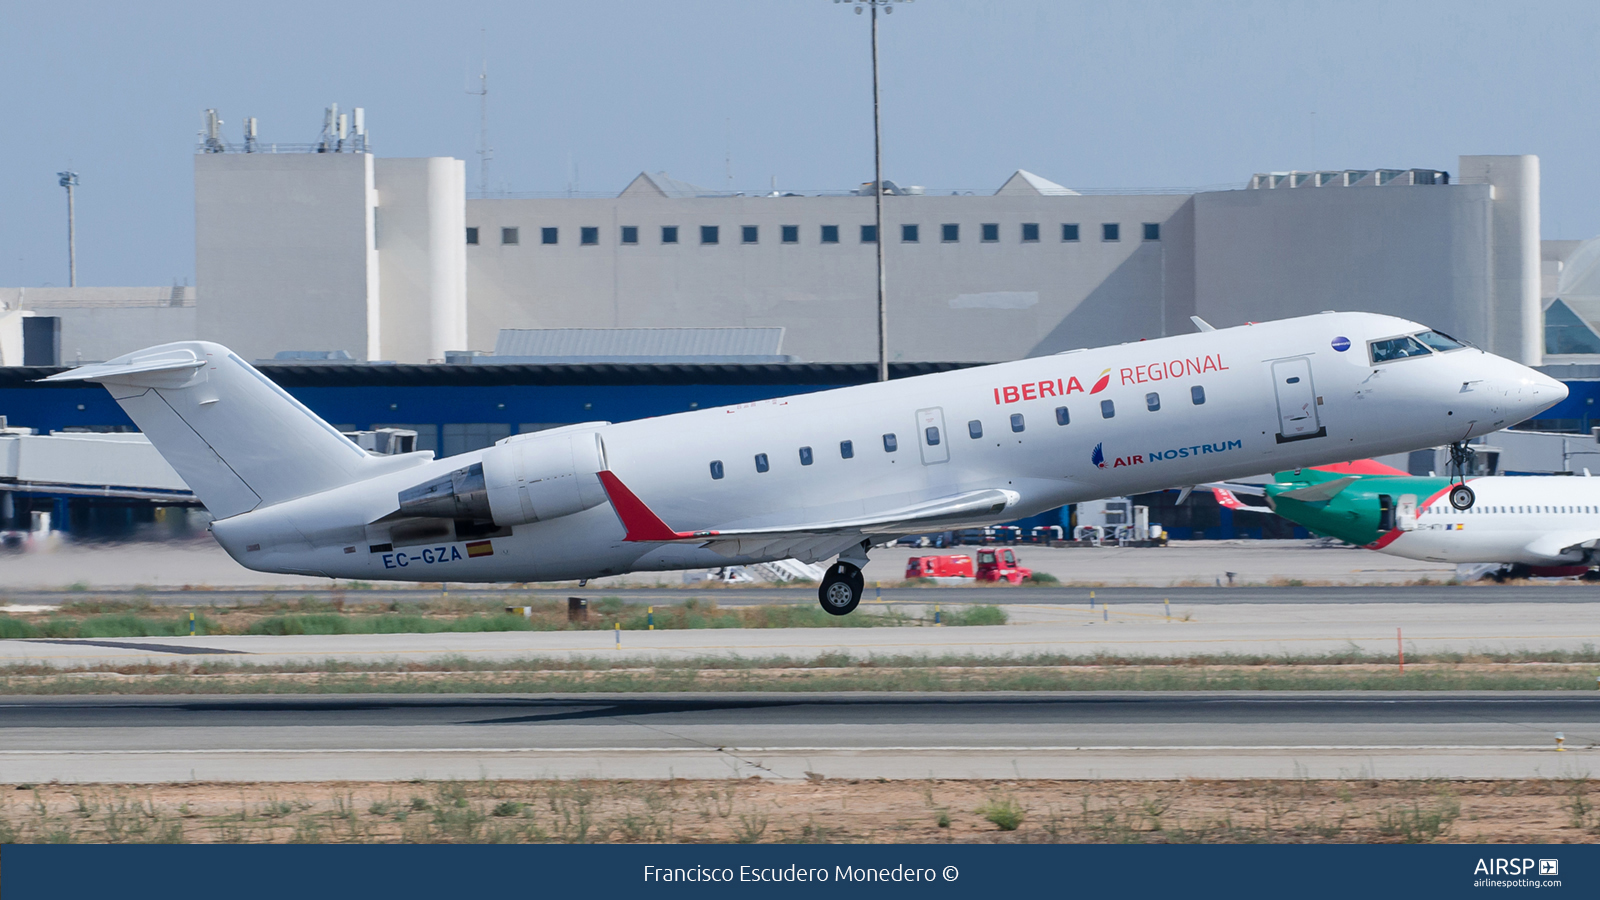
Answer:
[1497, 357, 1566, 417]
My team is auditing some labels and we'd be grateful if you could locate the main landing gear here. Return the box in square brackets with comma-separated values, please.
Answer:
[819, 562, 865, 616]
[1447, 440, 1476, 510]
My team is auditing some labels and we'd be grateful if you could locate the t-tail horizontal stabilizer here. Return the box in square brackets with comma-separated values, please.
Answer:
[1275, 475, 1360, 502]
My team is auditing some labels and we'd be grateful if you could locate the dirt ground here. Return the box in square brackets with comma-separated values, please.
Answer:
[0, 777, 1594, 844]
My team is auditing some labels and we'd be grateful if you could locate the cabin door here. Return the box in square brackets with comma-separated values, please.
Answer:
[1271, 357, 1326, 443]
[916, 407, 950, 465]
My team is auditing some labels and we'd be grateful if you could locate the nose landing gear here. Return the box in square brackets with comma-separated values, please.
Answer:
[1447, 441, 1476, 510]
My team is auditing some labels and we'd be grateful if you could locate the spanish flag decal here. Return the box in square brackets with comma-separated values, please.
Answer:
[466, 540, 494, 558]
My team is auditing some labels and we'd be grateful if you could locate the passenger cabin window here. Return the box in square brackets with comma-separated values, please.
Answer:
[1191, 385, 1206, 405]
[925, 426, 941, 446]
[1061, 223, 1080, 242]
[754, 453, 770, 473]
[821, 225, 840, 244]
[709, 460, 724, 480]
[661, 226, 679, 244]
[621, 226, 639, 244]
[1101, 399, 1115, 419]
[701, 226, 719, 245]
[580, 226, 599, 245]
[542, 227, 558, 245]
[840, 440, 854, 459]
[969, 420, 983, 439]
[1010, 413, 1025, 433]
[1055, 406, 1069, 425]
[902, 224, 919, 243]
[883, 433, 898, 453]
[799, 446, 813, 466]
[782, 225, 799, 243]
[942, 224, 959, 242]
[1022, 223, 1040, 242]
[1414, 330, 1466, 352]
[1369, 335, 1432, 363]
[1146, 392, 1160, 411]
[742, 225, 758, 244]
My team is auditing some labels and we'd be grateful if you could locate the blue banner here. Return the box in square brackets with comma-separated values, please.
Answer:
[3, 843, 1595, 899]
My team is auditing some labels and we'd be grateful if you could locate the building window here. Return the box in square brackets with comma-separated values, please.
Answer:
[541, 227, 558, 245]
[742, 225, 758, 244]
[1010, 413, 1025, 433]
[621, 226, 639, 245]
[701, 225, 719, 245]
[580, 226, 599, 245]
[861, 224, 878, 243]
[465, 227, 479, 245]
[982, 223, 999, 242]
[902, 224, 919, 243]
[840, 439, 854, 459]
[709, 460, 724, 480]
[661, 226, 679, 244]
[942, 223, 959, 242]
[1062, 223, 1080, 242]
[821, 225, 840, 244]
[799, 446, 813, 466]
[501, 227, 519, 245]
[442, 423, 512, 457]
[968, 419, 983, 439]
[1055, 406, 1069, 426]
[1191, 385, 1206, 405]
[782, 225, 799, 243]
[754, 453, 769, 473]
[1021, 223, 1039, 242]
[925, 426, 941, 446]
[1143, 223, 1161, 241]
[1101, 399, 1115, 419]
[1146, 392, 1161, 411]
[1102, 223, 1120, 242]
[882, 433, 897, 452]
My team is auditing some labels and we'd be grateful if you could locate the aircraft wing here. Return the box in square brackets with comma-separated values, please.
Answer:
[1522, 531, 1600, 561]
[1273, 475, 1360, 502]
[597, 471, 1019, 559]
[1197, 481, 1266, 496]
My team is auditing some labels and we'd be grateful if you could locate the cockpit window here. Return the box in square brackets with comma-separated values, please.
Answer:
[1413, 330, 1465, 353]
[1369, 335, 1432, 363]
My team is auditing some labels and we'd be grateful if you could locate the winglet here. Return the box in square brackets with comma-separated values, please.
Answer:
[1276, 475, 1360, 502]
[596, 470, 707, 542]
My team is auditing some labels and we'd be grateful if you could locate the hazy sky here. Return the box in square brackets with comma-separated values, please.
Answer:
[2, 0, 1597, 287]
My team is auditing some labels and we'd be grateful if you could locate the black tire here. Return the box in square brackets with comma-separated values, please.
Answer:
[818, 562, 864, 616]
[1449, 484, 1475, 510]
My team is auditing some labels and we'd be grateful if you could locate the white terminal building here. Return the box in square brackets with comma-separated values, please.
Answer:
[1, 107, 1593, 370]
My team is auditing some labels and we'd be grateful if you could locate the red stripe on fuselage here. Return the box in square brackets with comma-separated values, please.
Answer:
[1367, 483, 1457, 550]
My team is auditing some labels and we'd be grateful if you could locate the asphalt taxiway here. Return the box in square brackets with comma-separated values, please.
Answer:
[0, 692, 1592, 783]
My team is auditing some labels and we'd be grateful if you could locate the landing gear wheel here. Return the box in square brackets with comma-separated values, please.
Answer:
[1449, 484, 1475, 510]
[818, 562, 865, 616]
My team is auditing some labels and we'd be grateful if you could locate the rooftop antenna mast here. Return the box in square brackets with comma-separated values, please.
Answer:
[468, 53, 491, 195]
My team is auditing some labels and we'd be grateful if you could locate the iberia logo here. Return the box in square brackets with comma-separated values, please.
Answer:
[1091, 443, 1106, 468]
[1089, 369, 1112, 394]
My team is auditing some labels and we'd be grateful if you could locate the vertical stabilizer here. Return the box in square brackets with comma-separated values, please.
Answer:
[42, 341, 398, 518]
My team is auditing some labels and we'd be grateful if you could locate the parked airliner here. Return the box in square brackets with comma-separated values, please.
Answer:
[45, 312, 1564, 614]
[1216, 464, 1600, 579]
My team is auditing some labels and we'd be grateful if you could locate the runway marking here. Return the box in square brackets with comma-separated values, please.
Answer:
[0, 745, 1584, 755]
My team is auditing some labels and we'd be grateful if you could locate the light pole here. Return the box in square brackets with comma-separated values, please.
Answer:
[58, 170, 79, 287]
[842, 0, 910, 382]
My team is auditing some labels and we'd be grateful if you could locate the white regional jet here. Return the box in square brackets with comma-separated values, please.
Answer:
[44, 312, 1564, 615]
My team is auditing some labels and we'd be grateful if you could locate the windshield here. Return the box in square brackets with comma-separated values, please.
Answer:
[1369, 335, 1433, 363]
[1413, 330, 1465, 353]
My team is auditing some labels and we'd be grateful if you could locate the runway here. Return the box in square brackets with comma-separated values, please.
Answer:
[4, 597, 1597, 667]
[7, 584, 1600, 609]
[0, 692, 1593, 783]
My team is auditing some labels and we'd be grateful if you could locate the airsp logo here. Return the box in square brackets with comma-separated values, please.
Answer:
[1473, 858, 1550, 876]
[1540, 859, 1559, 876]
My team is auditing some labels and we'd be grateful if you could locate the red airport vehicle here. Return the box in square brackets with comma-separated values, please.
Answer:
[975, 547, 1032, 583]
[905, 554, 976, 581]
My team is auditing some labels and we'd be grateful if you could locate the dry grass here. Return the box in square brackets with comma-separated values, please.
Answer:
[0, 776, 1593, 844]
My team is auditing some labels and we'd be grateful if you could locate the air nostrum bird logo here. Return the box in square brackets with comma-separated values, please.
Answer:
[1091, 442, 1107, 468]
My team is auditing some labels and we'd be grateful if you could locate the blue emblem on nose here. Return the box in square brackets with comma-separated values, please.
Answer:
[1331, 336, 1350, 352]
[1091, 442, 1106, 468]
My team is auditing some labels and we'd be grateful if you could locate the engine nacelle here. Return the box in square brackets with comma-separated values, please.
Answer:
[397, 424, 610, 527]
